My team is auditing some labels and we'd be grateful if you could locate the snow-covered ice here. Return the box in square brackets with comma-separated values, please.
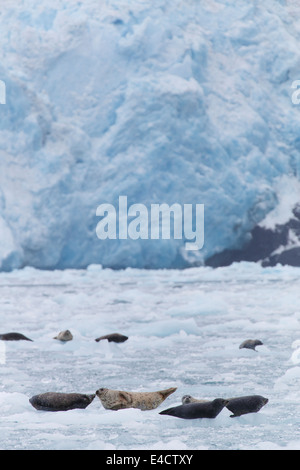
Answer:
[0, 262, 299, 450]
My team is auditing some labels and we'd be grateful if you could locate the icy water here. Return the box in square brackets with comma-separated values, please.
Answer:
[0, 262, 299, 450]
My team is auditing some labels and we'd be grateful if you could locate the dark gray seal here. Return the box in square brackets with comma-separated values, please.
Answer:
[239, 339, 263, 351]
[29, 392, 95, 412]
[95, 333, 128, 343]
[159, 398, 229, 420]
[226, 395, 268, 417]
[0, 332, 33, 341]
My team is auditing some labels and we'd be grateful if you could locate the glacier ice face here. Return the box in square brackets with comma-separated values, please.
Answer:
[1, 0, 300, 270]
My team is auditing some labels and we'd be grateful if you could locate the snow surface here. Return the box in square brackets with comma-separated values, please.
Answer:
[0, 262, 299, 450]
[259, 176, 300, 229]
[1, 0, 300, 270]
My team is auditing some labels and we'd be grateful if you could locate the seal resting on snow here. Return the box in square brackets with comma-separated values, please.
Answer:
[239, 339, 263, 351]
[95, 333, 128, 343]
[225, 395, 268, 417]
[53, 330, 73, 342]
[95, 386, 177, 411]
[159, 398, 229, 420]
[29, 392, 95, 411]
[0, 332, 33, 341]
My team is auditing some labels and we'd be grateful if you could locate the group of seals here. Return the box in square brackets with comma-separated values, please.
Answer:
[7, 328, 267, 420]
[179, 394, 268, 418]
[0, 331, 128, 344]
[28, 387, 268, 419]
[29, 387, 177, 412]
[3, 333, 260, 350]
[53, 331, 129, 343]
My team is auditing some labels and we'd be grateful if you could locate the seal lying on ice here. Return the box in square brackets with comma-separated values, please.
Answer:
[95, 387, 177, 411]
[225, 395, 268, 417]
[29, 392, 95, 411]
[239, 339, 263, 351]
[95, 333, 128, 343]
[159, 398, 229, 420]
[0, 332, 33, 341]
[53, 330, 73, 342]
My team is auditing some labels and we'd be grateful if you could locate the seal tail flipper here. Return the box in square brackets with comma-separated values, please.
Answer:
[159, 406, 176, 416]
[159, 387, 177, 399]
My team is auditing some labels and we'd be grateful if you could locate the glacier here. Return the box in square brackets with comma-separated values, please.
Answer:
[1, 0, 300, 270]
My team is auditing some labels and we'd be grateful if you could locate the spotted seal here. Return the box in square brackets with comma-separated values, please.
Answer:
[95, 386, 177, 411]
[29, 392, 95, 411]
[53, 330, 73, 342]
[159, 398, 229, 420]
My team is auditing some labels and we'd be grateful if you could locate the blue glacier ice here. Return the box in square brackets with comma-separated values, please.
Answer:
[1, 0, 300, 270]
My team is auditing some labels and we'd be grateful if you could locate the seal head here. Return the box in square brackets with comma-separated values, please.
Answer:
[181, 395, 209, 405]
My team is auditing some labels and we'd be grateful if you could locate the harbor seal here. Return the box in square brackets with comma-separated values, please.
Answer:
[225, 395, 268, 417]
[95, 386, 177, 411]
[159, 398, 229, 420]
[53, 330, 73, 342]
[95, 333, 128, 343]
[239, 339, 263, 351]
[29, 392, 95, 412]
[0, 332, 33, 341]
[181, 395, 209, 404]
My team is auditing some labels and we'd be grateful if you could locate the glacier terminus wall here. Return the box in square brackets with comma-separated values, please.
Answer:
[1, 0, 300, 270]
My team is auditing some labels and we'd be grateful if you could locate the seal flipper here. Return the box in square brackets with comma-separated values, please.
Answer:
[119, 391, 132, 404]
[158, 387, 177, 399]
[159, 406, 177, 416]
